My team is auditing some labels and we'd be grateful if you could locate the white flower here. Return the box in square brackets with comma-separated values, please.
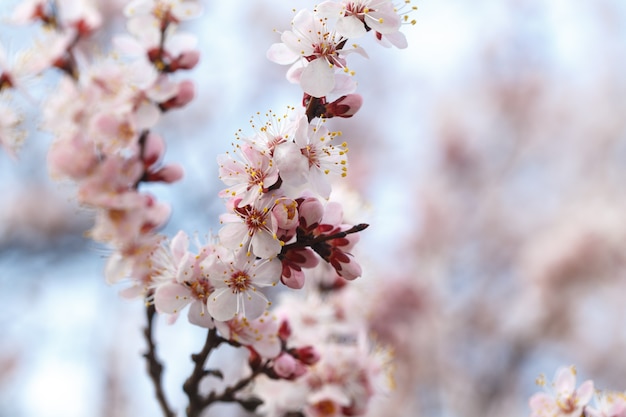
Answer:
[204, 249, 281, 321]
[315, 0, 402, 39]
[267, 9, 367, 98]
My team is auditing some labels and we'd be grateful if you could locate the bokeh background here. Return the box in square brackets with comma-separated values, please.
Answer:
[2, 0, 626, 416]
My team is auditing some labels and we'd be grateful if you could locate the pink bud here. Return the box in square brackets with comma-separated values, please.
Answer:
[292, 346, 320, 365]
[281, 264, 306, 289]
[278, 320, 291, 341]
[324, 94, 363, 118]
[329, 249, 362, 280]
[298, 197, 324, 230]
[160, 80, 195, 110]
[272, 199, 299, 230]
[273, 353, 297, 378]
[146, 164, 184, 183]
[174, 50, 200, 70]
[143, 132, 165, 166]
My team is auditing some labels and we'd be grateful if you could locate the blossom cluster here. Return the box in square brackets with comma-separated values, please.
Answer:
[2, 0, 417, 416]
[530, 366, 626, 417]
[252, 292, 394, 417]
[268, 0, 417, 120]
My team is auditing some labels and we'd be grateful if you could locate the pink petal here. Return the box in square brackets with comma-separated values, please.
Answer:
[154, 282, 192, 314]
[267, 42, 298, 65]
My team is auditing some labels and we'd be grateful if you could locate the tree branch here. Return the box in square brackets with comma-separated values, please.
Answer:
[143, 303, 176, 417]
[183, 328, 225, 417]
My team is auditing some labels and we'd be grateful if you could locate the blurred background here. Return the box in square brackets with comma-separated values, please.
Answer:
[2, 0, 626, 416]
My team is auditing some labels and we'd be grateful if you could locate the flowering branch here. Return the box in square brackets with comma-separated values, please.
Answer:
[3, 0, 418, 416]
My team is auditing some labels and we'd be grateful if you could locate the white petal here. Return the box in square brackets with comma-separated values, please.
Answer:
[188, 301, 214, 328]
[218, 223, 248, 251]
[170, 230, 189, 262]
[300, 59, 335, 98]
[252, 258, 281, 286]
[336, 16, 367, 38]
[274, 141, 309, 187]
[251, 231, 282, 259]
[241, 290, 270, 320]
[314, 1, 344, 19]
[207, 288, 238, 321]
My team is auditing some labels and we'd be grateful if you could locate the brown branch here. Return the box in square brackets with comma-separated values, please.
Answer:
[200, 361, 270, 411]
[143, 303, 176, 417]
[183, 328, 225, 417]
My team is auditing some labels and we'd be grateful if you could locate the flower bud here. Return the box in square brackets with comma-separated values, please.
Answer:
[324, 94, 363, 118]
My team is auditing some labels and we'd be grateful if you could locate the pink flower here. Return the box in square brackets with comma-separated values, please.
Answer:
[267, 9, 367, 98]
[152, 231, 216, 327]
[141, 132, 184, 183]
[218, 141, 280, 207]
[529, 366, 594, 417]
[315, 0, 402, 39]
[586, 392, 626, 417]
[219, 195, 283, 259]
[204, 249, 281, 321]
[124, 0, 202, 26]
[47, 132, 98, 179]
[275, 119, 349, 198]
[115, 18, 199, 73]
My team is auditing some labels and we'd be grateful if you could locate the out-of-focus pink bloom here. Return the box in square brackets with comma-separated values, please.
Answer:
[215, 314, 281, 358]
[159, 79, 195, 110]
[529, 366, 594, 417]
[47, 132, 98, 179]
[115, 19, 199, 73]
[586, 392, 626, 417]
[124, 0, 202, 28]
[141, 132, 184, 183]
[89, 195, 171, 248]
[0, 102, 24, 157]
[306, 386, 351, 417]
[77, 155, 144, 208]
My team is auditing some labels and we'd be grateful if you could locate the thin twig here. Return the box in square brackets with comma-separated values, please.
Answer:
[281, 223, 369, 253]
[200, 361, 270, 410]
[143, 303, 176, 417]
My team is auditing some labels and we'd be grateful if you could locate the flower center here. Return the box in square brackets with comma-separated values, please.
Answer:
[188, 279, 213, 300]
[235, 205, 270, 234]
[301, 145, 320, 168]
[313, 399, 337, 416]
[227, 271, 251, 293]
